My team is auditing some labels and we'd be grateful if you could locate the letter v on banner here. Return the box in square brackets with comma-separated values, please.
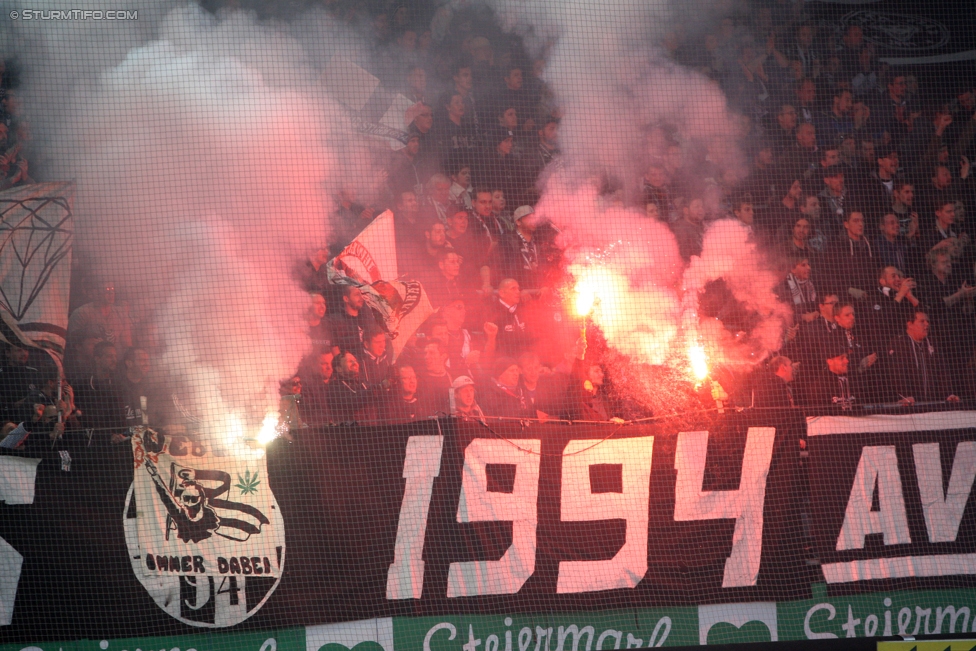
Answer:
[913, 441, 976, 543]
[673, 428, 775, 588]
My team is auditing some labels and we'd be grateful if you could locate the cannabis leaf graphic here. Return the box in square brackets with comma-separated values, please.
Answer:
[235, 469, 260, 495]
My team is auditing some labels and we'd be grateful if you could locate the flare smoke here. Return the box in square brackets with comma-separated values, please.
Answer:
[493, 0, 789, 380]
[5, 3, 376, 434]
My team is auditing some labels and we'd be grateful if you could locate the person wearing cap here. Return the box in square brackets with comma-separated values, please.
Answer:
[451, 375, 486, 421]
[853, 145, 900, 218]
[747, 356, 797, 409]
[800, 339, 860, 410]
[479, 357, 528, 418]
[489, 205, 544, 290]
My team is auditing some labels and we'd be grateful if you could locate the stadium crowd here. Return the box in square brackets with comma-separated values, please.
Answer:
[1, 0, 976, 452]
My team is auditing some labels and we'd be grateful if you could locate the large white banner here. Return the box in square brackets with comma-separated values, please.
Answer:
[0, 182, 74, 357]
[129, 429, 285, 580]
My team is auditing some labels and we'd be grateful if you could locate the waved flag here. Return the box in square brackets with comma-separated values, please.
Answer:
[329, 211, 433, 359]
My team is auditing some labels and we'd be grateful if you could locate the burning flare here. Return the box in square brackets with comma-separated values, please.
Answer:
[573, 266, 624, 317]
[256, 412, 281, 445]
[688, 345, 709, 381]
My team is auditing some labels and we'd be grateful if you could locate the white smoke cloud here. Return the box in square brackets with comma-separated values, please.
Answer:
[6, 3, 367, 437]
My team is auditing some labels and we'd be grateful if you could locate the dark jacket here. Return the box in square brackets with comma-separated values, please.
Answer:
[325, 376, 378, 423]
[381, 394, 426, 423]
[801, 370, 862, 410]
[885, 334, 952, 403]
[479, 380, 529, 419]
[485, 298, 532, 356]
[823, 236, 876, 297]
[74, 375, 126, 439]
[416, 371, 452, 417]
[748, 369, 796, 409]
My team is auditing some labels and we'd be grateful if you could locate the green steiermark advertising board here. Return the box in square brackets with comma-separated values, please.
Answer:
[6, 586, 976, 651]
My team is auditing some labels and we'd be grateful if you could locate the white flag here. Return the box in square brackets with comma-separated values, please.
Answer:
[333, 210, 399, 283]
[0, 182, 74, 358]
[330, 211, 433, 359]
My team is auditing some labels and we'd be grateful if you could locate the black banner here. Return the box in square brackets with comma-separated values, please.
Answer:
[808, 411, 976, 595]
[1, 410, 975, 645]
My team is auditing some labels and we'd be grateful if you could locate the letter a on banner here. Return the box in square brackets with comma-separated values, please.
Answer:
[557, 437, 654, 593]
[673, 428, 775, 588]
[447, 439, 541, 597]
[836, 446, 911, 550]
